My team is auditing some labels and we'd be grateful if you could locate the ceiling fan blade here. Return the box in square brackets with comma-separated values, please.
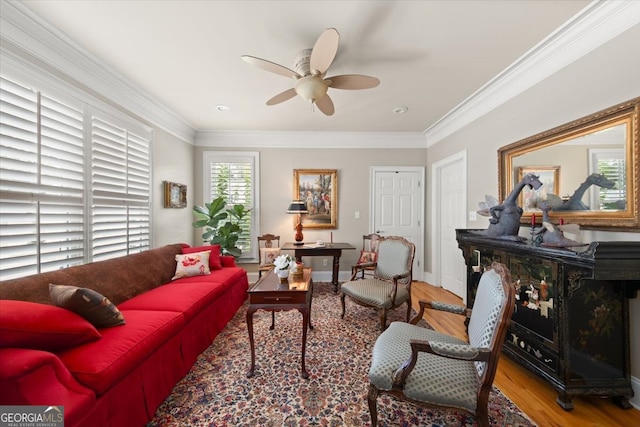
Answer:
[327, 74, 380, 90]
[266, 88, 297, 106]
[242, 55, 300, 79]
[315, 94, 335, 116]
[310, 28, 339, 75]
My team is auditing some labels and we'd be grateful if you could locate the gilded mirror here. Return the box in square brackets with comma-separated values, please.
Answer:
[499, 97, 639, 230]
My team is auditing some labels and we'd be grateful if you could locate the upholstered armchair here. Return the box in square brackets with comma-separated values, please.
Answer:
[367, 262, 515, 427]
[340, 236, 415, 330]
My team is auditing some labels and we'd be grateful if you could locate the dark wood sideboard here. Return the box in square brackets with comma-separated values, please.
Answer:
[456, 229, 640, 410]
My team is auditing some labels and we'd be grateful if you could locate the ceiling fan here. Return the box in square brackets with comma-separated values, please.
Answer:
[241, 28, 380, 116]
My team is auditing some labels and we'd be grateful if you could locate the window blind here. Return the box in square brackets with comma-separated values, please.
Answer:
[206, 153, 257, 259]
[91, 116, 150, 261]
[589, 148, 626, 211]
[0, 75, 151, 280]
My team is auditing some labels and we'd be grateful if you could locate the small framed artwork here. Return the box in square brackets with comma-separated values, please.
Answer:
[293, 169, 337, 229]
[163, 181, 187, 208]
[518, 166, 560, 211]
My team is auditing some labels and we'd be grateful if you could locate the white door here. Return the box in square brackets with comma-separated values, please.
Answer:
[433, 152, 467, 300]
[370, 167, 424, 281]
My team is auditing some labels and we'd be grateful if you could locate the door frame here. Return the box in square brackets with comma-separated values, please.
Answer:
[430, 150, 467, 288]
[369, 166, 425, 282]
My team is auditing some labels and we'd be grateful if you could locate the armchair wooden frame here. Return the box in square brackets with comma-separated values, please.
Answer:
[367, 262, 515, 427]
[355, 233, 381, 279]
[257, 234, 280, 279]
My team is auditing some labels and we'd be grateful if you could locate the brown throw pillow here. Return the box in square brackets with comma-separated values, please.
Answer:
[49, 284, 125, 328]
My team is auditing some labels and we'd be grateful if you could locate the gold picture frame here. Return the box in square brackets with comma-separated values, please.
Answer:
[163, 181, 187, 208]
[293, 169, 337, 229]
[517, 166, 560, 212]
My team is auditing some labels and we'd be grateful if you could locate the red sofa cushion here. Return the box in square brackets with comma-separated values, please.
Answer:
[0, 300, 101, 352]
[57, 310, 184, 394]
[182, 244, 222, 270]
[167, 266, 246, 286]
[118, 281, 231, 320]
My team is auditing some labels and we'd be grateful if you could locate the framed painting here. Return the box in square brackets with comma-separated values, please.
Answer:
[293, 169, 337, 229]
[518, 166, 560, 212]
[163, 181, 187, 208]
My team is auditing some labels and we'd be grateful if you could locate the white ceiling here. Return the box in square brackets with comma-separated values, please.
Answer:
[19, 0, 591, 133]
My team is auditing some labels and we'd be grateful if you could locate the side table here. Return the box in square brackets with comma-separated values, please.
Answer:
[246, 267, 314, 379]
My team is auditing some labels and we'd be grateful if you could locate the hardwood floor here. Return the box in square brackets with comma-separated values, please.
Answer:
[411, 281, 640, 427]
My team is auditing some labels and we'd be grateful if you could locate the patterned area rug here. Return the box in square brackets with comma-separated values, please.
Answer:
[149, 284, 535, 426]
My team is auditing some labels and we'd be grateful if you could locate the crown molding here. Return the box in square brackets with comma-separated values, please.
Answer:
[0, 1, 196, 144]
[424, 0, 640, 147]
[4, 1, 636, 148]
[196, 130, 427, 148]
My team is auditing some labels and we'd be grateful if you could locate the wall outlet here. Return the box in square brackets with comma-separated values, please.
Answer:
[323, 259, 328, 267]
[355, 210, 360, 219]
[468, 211, 477, 221]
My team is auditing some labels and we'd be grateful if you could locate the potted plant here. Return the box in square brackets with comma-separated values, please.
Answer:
[273, 254, 294, 279]
[192, 196, 251, 258]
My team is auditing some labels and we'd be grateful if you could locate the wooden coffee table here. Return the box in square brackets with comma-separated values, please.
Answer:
[246, 267, 314, 379]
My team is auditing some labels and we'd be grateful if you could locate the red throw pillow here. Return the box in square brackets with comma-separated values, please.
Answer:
[0, 300, 101, 351]
[182, 244, 222, 270]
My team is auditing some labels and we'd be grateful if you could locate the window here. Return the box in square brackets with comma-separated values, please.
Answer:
[203, 152, 259, 261]
[90, 114, 151, 261]
[589, 148, 626, 211]
[0, 75, 151, 280]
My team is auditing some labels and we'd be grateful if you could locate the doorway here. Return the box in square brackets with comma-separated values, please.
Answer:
[432, 151, 467, 300]
[370, 166, 424, 281]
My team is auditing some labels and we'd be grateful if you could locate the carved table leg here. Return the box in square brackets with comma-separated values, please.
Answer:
[300, 308, 309, 379]
[246, 307, 257, 378]
[556, 393, 574, 411]
[612, 395, 632, 409]
[269, 311, 275, 330]
[332, 255, 340, 293]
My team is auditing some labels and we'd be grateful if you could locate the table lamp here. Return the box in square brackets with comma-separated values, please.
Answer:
[287, 201, 309, 245]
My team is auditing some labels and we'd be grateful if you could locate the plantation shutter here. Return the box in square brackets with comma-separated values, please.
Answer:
[0, 77, 85, 279]
[209, 157, 254, 258]
[1, 71, 152, 280]
[589, 148, 626, 211]
[596, 157, 626, 210]
[91, 115, 151, 261]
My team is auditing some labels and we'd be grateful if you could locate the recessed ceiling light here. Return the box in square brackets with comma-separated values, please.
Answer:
[216, 105, 230, 112]
[393, 106, 408, 114]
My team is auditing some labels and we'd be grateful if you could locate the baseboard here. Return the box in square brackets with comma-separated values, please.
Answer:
[423, 271, 437, 286]
[631, 375, 640, 410]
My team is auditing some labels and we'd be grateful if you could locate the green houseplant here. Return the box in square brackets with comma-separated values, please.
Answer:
[192, 196, 251, 258]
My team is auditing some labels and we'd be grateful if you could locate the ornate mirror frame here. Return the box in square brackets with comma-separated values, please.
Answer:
[498, 97, 639, 230]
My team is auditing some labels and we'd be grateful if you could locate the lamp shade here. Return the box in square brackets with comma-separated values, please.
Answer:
[287, 201, 309, 214]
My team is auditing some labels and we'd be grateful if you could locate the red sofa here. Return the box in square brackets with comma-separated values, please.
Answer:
[0, 243, 249, 426]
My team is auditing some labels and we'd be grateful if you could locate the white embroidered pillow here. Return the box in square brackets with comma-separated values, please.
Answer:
[172, 250, 211, 280]
[259, 248, 281, 266]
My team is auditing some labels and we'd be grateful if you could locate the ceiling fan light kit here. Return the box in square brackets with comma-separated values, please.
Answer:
[242, 28, 380, 116]
[295, 75, 328, 104]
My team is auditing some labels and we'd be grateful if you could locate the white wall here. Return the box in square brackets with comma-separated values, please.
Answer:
[152, 128, 195, 248]
[192, 145, 428, 275]
[426, 24, 640, 404]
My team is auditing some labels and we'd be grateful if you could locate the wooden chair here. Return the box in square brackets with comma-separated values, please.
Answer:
[367, 262, 515, 427]
[340, 236, 415, 330]
[355, 233, 381, 279]
[257, 234, 280, 279]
